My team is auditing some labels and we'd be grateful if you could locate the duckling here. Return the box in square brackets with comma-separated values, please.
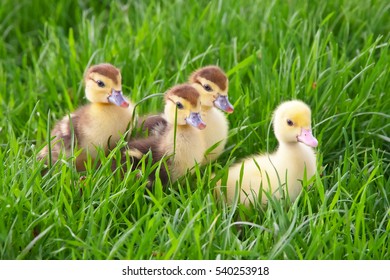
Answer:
[216, 100, 318, 206]
[38, 63, 135, 171]
[118, 84, 206, 185]
[189, 65, 234, 163]
[137, 65, 233, 163]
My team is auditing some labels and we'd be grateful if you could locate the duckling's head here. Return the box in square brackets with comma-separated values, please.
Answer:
[164, 84, 206, 130]
[273, 100, 318, 147]
[84, 63, 129, 108]
[189, 65, 234, 113]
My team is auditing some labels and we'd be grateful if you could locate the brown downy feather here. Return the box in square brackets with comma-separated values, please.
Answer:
[37, 110, 84, 169]
[189, 65, 228, 91]
[136, 114, 168, 137]
[114, 134, 170, 186]
[85, 63, 120, 84]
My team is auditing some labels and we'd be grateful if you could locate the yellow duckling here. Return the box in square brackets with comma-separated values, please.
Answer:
[38, 63, 135, 171]
[217, 100, 318, 206]
[189, 65, 234, 163]
[118, 84, 206, 185]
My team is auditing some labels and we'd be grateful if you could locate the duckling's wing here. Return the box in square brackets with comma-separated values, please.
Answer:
[122, 136, 169, 186]
[37, 113, 82, 165]
[126, 137, 158, 159]
[137, 114, 168, 136]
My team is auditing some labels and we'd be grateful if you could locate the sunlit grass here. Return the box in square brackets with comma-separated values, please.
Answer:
[0, 0, 389, 259]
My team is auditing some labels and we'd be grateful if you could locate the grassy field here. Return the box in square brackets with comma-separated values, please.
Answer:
[0, 0, 389, 260]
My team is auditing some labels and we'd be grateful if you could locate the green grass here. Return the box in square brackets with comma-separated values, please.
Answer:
[0, 0, 389, 260]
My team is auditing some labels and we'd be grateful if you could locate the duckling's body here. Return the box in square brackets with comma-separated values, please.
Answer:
[199, 106, 230, 162]
[159, 124, 205, 181]
[75, 103, 134, 163]
[217, 100, 318, 206]
[38, 63, 134, 171]
[189, 65, 233, 163]
[120, 84, 206, 184]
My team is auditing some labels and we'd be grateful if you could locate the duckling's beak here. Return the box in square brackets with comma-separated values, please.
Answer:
[108, 89, 130, 108]
[186, 112, 206, 130]
[214, 95, 234, 113]
[297, 128, 318, 147]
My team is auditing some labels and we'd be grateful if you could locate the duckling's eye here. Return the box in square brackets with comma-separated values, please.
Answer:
[203, 84, 212, 92]
[176, 102, 184, 109]
[287, 119, 294, 126]
[96, 80, 105, 88]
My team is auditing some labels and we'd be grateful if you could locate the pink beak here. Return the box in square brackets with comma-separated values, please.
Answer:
[107, 89, 130, 108]
[214, 95, 234, 113]
[186, 112, 206, 130]
[297, 128, 318, 147]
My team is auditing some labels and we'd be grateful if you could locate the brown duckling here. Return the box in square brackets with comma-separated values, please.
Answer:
[117, 84, 206, 185]
[189, 65, 234, 163]
[38, 63, 135, 171]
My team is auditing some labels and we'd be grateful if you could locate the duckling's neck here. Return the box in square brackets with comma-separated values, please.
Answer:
[91, 102, 134, 111]
[276, 141, 315, 164]
[84, 102, 135, 148]
[90, 102, 116, 109]
[91, 102, 121, 108]
[164, 123, 204, 181]
[175, 124, 194, 132]
[201, 105, 213, 112]
[277, 141, 305, 152]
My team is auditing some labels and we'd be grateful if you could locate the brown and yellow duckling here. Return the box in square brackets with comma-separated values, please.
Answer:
[117, 84, 206, 185]
[189, 65, 234, 163]
[38, 63, 135, 171]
